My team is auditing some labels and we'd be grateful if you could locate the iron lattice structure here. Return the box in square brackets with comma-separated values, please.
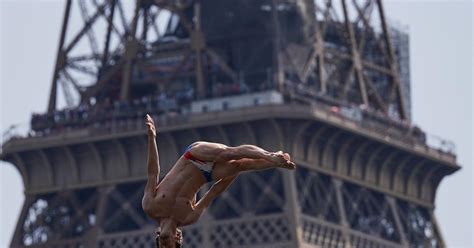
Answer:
[1, 0, 458, 248]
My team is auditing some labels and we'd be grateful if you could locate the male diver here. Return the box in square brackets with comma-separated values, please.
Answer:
[141, 114, 295, 248]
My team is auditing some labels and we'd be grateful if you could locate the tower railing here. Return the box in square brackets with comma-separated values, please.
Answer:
[2, 96, 456, 161]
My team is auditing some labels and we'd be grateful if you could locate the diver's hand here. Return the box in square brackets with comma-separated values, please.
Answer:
[145, 114, 156, 138]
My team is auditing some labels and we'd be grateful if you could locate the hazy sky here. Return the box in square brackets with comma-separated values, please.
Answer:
[1, 0, 473, 247]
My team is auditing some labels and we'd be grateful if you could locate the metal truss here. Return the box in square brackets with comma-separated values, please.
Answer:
[48, 0, 186, 110]
[47, 0, 410, 122]
[102, 181, 152, 233]
[47, 0, 240, 113]
[13, 165, 443, 248]
[16, 187, 99, 246]
[341, 182, 400, 243]
[296, 167, 340, 224]
[3, 108, 458, 248]
[395, 201, 442, 248]
[209, 169, 286, 219]
[296, 166, 442, 248]
[281, 0, 408, 120]
[3, 110, 458, 247]
[14, 170, 293, 248]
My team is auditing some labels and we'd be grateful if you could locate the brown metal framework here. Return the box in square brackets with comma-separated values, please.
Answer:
[46, 0, 409, 121]
[47, 0, 241, 113]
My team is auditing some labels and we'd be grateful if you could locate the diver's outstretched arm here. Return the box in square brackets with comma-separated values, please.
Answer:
[145, 114, 160, 193]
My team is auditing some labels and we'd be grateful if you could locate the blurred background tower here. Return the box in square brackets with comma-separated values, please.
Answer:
[0, 0, 459, 247]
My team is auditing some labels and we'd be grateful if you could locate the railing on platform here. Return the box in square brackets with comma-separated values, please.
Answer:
[282, 81, 456, 156]
[1, 123, 31, 149]
[97, 213, 293, 248]
[425, 134, 456, 154]
[1, 90, 456, 159]
[301, 215, 403, 248]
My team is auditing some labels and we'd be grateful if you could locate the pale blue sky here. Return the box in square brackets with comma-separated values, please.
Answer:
[1, 0, 473, 247]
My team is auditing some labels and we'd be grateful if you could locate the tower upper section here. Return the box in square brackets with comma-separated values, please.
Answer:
[32, 0, 414, 133]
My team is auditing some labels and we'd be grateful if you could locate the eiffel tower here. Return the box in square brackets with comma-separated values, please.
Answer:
[1, 0, 459, 247]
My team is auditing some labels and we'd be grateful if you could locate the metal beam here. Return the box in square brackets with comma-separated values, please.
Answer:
[406, 160, 428, 197]
[11, 153, 29, 189]
[38, 150, 55, 187]
[377, 150, 401, 188]
[120, 0, 142, 101]
[420, 165, 443, 202]
[342, 0, 369, 106]
[63, 146, 80, 184]
[113, 139, 130, 176]
[307, 125, 330, 163]
[100, 0, 117, 71]
[292, 121, 313, 160]
[386, 196, 409, 246]
[283, 168, 304, 247]
[430, 210, 447, 248]
[335, 136, 358, 174]
[363, 144, 386, 181]
[376, 0, 407, 120]
[89, 143, 105, 180]
[333, 179, 353, 248]
[321, 130, 344, 170]
[10, 196, 35, 247]
[271, 0, 284, 92]
[242, 122, 257, 145]
[48, 0, 72, 114]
